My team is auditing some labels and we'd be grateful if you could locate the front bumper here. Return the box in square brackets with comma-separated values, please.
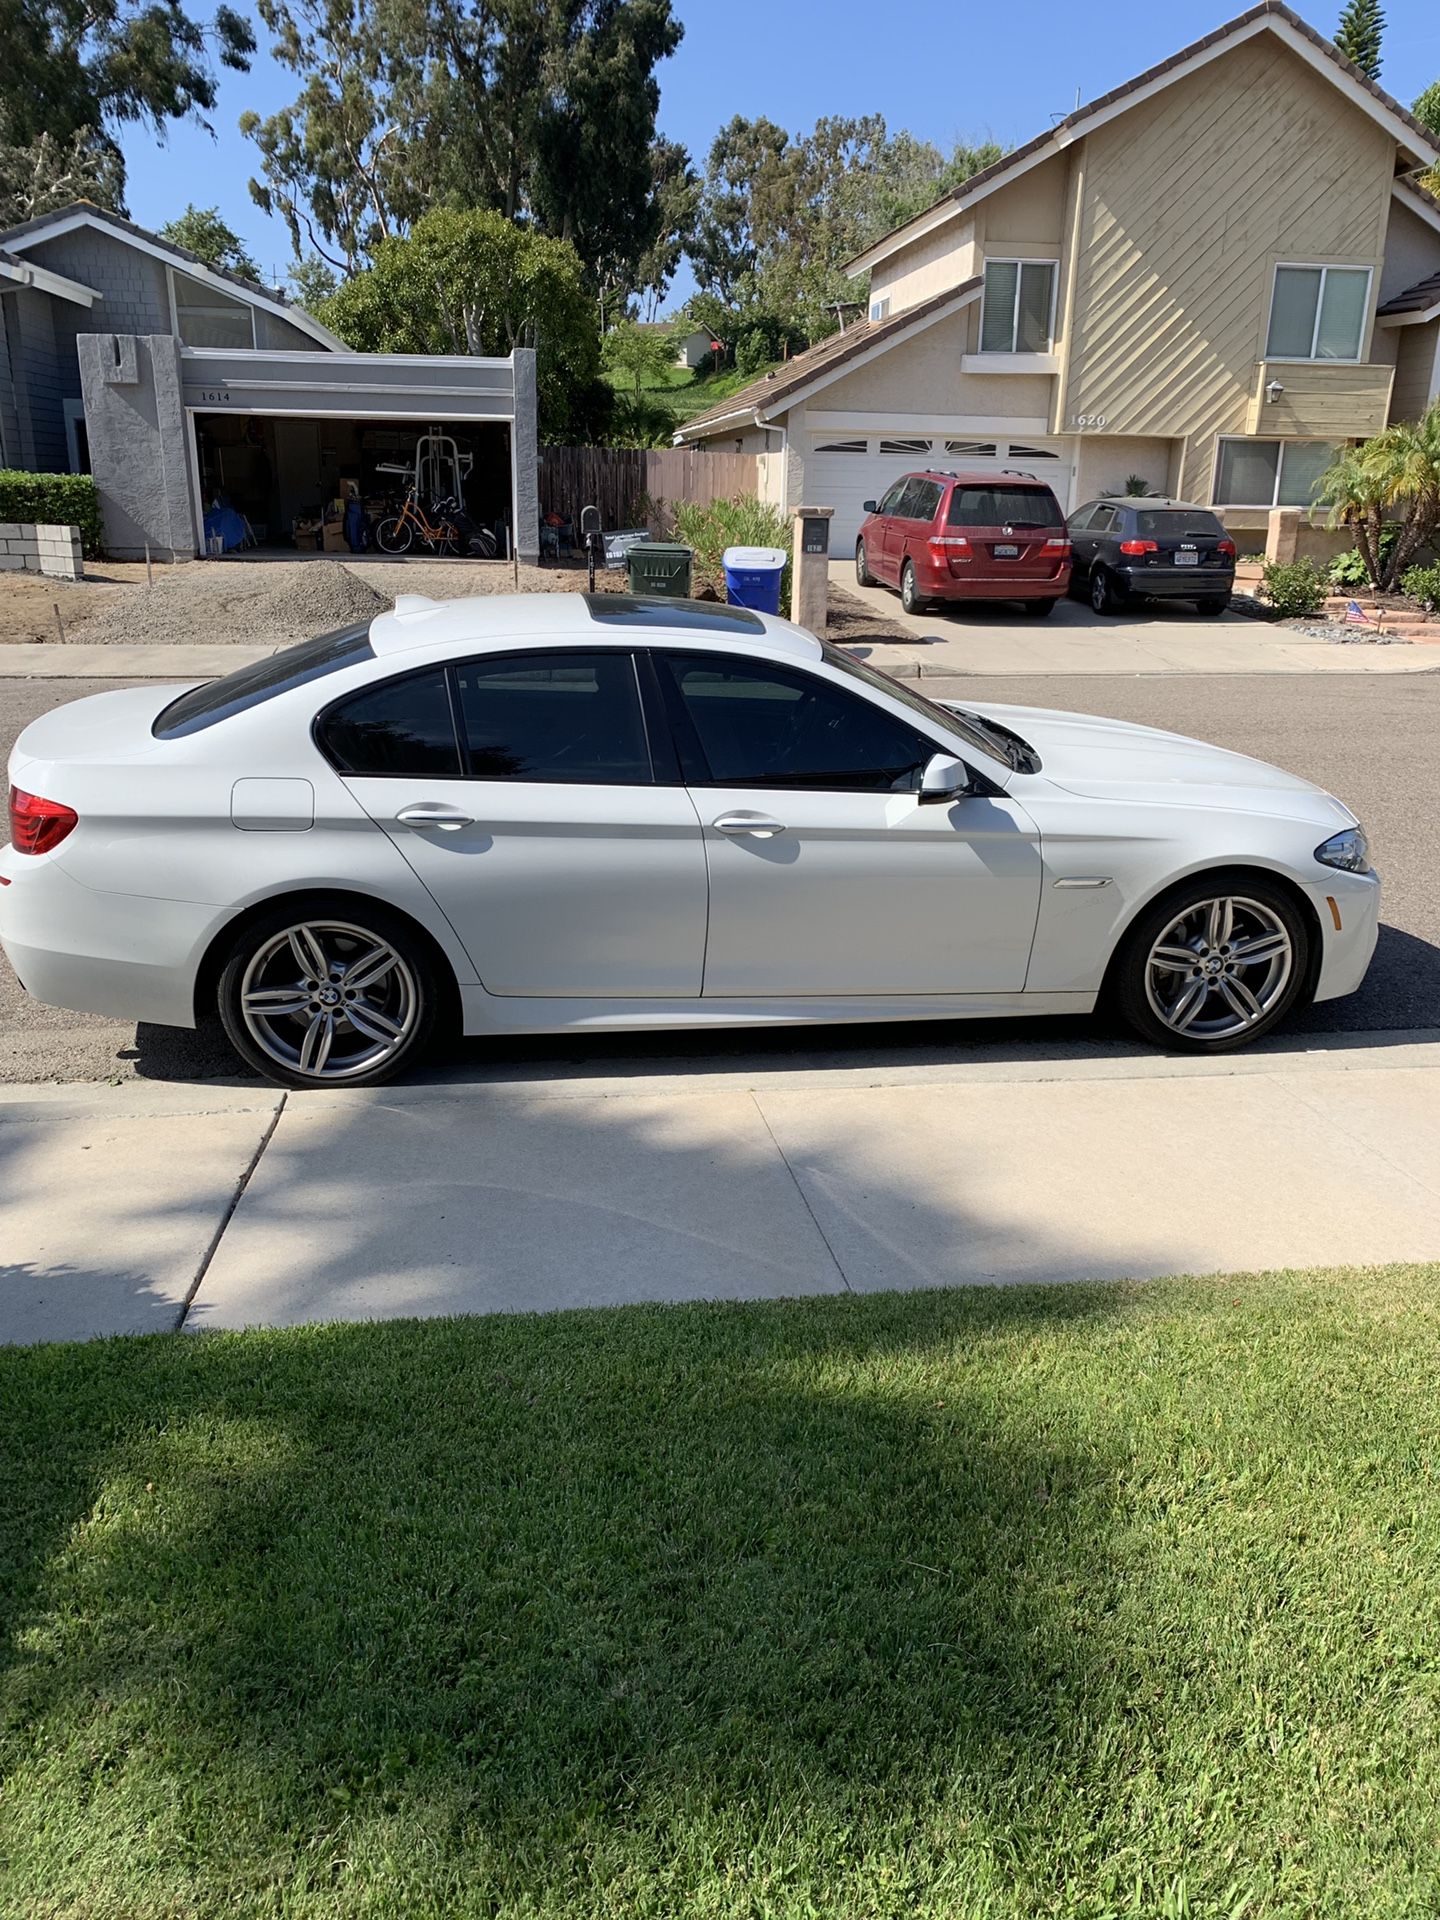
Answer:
[0, 847, 216, 1028]
[1306, 867, 1380, 1004]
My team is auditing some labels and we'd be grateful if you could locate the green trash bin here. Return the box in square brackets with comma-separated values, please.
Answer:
[626, 542, 693, 598]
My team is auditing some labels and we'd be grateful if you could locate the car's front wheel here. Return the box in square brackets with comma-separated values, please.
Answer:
[218, 902, 441, 1088]
[1112, 875, 1310, 1052]
[856, 539, 875, 587]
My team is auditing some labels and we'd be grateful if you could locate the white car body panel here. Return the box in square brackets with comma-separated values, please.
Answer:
[1, 594, 1380, 1046]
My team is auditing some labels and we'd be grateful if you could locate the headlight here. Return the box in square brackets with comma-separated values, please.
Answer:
[1315, 826, 1370, 873]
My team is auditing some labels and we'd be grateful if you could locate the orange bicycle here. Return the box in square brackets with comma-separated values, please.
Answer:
[374, 487, 461, 556]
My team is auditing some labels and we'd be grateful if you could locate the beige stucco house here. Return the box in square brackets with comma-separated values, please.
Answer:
[676, 1, 1440, 554]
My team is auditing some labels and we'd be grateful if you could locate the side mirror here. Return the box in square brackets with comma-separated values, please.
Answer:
[862, 499, 877, 514]
[919, 752, 970, 803]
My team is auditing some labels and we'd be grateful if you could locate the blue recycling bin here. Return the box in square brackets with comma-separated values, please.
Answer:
[722, 544, 787, 615]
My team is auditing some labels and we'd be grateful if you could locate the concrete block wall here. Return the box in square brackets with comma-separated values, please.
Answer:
[0, 521, 84, 579]
[78, 333, 197, 560]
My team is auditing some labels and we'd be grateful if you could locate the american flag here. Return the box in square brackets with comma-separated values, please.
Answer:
[1345, 600, 1376, 626]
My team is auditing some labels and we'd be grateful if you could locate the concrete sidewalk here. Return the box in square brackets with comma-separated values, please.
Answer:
[5, 1032, 1440, 1344]
[833, 564, 1440, 675]
[0, 643, 275, 679]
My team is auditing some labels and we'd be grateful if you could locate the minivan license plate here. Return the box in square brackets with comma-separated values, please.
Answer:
[994, 543, 1018, 557]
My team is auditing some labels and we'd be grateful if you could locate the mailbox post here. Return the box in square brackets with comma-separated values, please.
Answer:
[790, 505, 833, 634]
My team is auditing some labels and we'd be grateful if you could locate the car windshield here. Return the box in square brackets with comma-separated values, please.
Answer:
[152, 623, 375, 738]
[948, 485, 1063, 529]
[1135, 509, 1224, 539]
[820, 643, 1039, 772]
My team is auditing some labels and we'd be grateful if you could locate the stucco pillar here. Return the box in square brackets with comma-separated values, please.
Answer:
[790, 505, 833, 634]
[1265, 507, 1302, 566]
[510, 347, 540, 565]
[78, 333, 197, 560]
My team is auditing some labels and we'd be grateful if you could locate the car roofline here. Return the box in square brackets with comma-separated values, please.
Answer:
[366, 591, 823, 665]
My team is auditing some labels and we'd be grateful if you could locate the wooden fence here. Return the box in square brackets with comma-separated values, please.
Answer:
[538, 445, 761, 531]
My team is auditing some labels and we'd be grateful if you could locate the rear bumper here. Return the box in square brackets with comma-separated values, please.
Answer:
[914, 557, 1072, 601]
[0, 847, 213, 1028]
[1118, 567, 1235, 599]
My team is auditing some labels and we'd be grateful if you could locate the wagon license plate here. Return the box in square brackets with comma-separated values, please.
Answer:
[994, 543, 1019, 558]
[1175, 550, 1199, 566]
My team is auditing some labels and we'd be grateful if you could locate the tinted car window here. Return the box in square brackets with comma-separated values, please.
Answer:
[153, 622, 373, 738]
[1135, 509, 1226, 539]
[907, 480, 944, 522]
[318, 668, 460, 775]
[661, 653, 930, 792]
[453, 651, 652, 784]
[947, 485, 1063, 529]
[1068, 505, 1097, 532]
[1089, 505, 1119, 533]
[875, 482, 908, 516]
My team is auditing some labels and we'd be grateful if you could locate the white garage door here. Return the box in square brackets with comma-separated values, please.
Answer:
[809, 435, 1074, 552]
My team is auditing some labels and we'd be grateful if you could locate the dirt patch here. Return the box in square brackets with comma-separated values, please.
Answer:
[0, 563, 154, 645]
[824, 582, 914, 648]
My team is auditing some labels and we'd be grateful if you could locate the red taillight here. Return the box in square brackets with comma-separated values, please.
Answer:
[1043, 537, 1072, 553]
[8, 785, 78, 855]
[1118, 539, 1158, 556]
[1216, 538, 1237, 559]
[928, 533, 970, 549]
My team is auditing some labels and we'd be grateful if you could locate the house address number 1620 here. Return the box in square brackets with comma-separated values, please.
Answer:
[1072, 413, 1108, 428]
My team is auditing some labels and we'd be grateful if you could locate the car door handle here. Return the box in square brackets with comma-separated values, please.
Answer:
[395, 804, 474, 832]
[713, 813, 786, 838]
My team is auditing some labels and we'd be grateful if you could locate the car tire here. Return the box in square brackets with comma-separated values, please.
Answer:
[856, 539, 875, 587]
[218, 899, 442, 1089]
[1023, 598, 1057, 618]
[1110, 873, 1310, 1054]
[1090, 566, 1126, 615]
[1198, 597, 1229, 616]
[900, 560, 925, 614]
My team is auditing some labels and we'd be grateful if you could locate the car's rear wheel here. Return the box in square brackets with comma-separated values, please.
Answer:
[1090, 566, 1126, 615]
[900, 560, 925, 614]
[856, 539, 875, 587]
[218, 903, 440, 1088]
[1023, 597, 1057, 618]
[1112, 876, 1309, 1053]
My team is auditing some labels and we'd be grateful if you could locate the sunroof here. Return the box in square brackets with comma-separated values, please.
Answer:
[583, 594, 765, 633]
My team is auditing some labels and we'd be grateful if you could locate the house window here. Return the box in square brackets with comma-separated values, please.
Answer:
[1265, 266, 1370, 361]
[814, 440, 868, 453]
[980, 260, 1056, 353]
[1213, 438, 1339, 508]
[945, 440, 997, 456]
[878, 437, 931, 455]
[869, 296, 890, 323]
[170, 268, 256, 349]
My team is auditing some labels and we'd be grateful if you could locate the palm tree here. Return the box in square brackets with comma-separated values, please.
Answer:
[1316, 402, 1440, 590]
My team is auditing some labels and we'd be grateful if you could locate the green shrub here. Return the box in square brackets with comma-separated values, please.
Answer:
[1400, 561, 1440, 612]
[1259, 556, 1328, 619]
[1329, 522, 1401, 590]
[671, 494, 792, 606]
[0, 470, 103, 556]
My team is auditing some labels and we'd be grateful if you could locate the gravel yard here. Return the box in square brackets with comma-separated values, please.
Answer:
[2, 552, 915, 651]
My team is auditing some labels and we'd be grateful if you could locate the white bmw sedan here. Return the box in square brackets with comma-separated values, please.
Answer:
[2, 592, 1377, 1089]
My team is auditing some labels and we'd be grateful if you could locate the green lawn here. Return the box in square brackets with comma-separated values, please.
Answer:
[4, 1268, 1440, 1918]
[604, 360, 783, 425]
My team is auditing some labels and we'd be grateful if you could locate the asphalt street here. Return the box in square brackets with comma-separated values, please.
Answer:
[2, 669, 1437, 1085]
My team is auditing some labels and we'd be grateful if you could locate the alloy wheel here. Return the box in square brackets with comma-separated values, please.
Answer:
[239, 919, 420, 1082]
[1143, 895, 1294, 1042]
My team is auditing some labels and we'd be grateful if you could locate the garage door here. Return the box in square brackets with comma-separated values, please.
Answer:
[809, 436, 1074, 551]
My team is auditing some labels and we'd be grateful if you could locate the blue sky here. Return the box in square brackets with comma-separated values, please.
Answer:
[120, 0, 1439, 301]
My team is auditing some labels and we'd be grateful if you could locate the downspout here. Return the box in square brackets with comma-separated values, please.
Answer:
[754, 410, 788, 511]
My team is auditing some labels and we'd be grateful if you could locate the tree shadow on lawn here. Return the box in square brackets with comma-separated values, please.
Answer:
[4, 1278, 1439, 1915]
[0, 1283, 1160, 1914]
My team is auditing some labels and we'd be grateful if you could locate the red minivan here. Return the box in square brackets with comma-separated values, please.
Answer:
[855, 469, 1072, 616]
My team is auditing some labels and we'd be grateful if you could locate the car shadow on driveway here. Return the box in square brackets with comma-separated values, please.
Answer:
[129, 923, 1440, 1094]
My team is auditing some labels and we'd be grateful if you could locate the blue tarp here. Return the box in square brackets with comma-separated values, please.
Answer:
[203, 504, 249, 553]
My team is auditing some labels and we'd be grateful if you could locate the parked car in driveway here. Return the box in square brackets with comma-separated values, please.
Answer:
[856, 470, 1072, 615]
[2, 593, 1376, 1088]
[1068, 497, 1237, 615]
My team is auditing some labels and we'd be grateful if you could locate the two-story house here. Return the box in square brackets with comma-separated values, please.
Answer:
[677, 1, 1440, 557]
[0, 203, 541, 561]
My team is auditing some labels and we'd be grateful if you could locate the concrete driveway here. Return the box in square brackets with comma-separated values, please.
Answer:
[832, 563, 1437, 675]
